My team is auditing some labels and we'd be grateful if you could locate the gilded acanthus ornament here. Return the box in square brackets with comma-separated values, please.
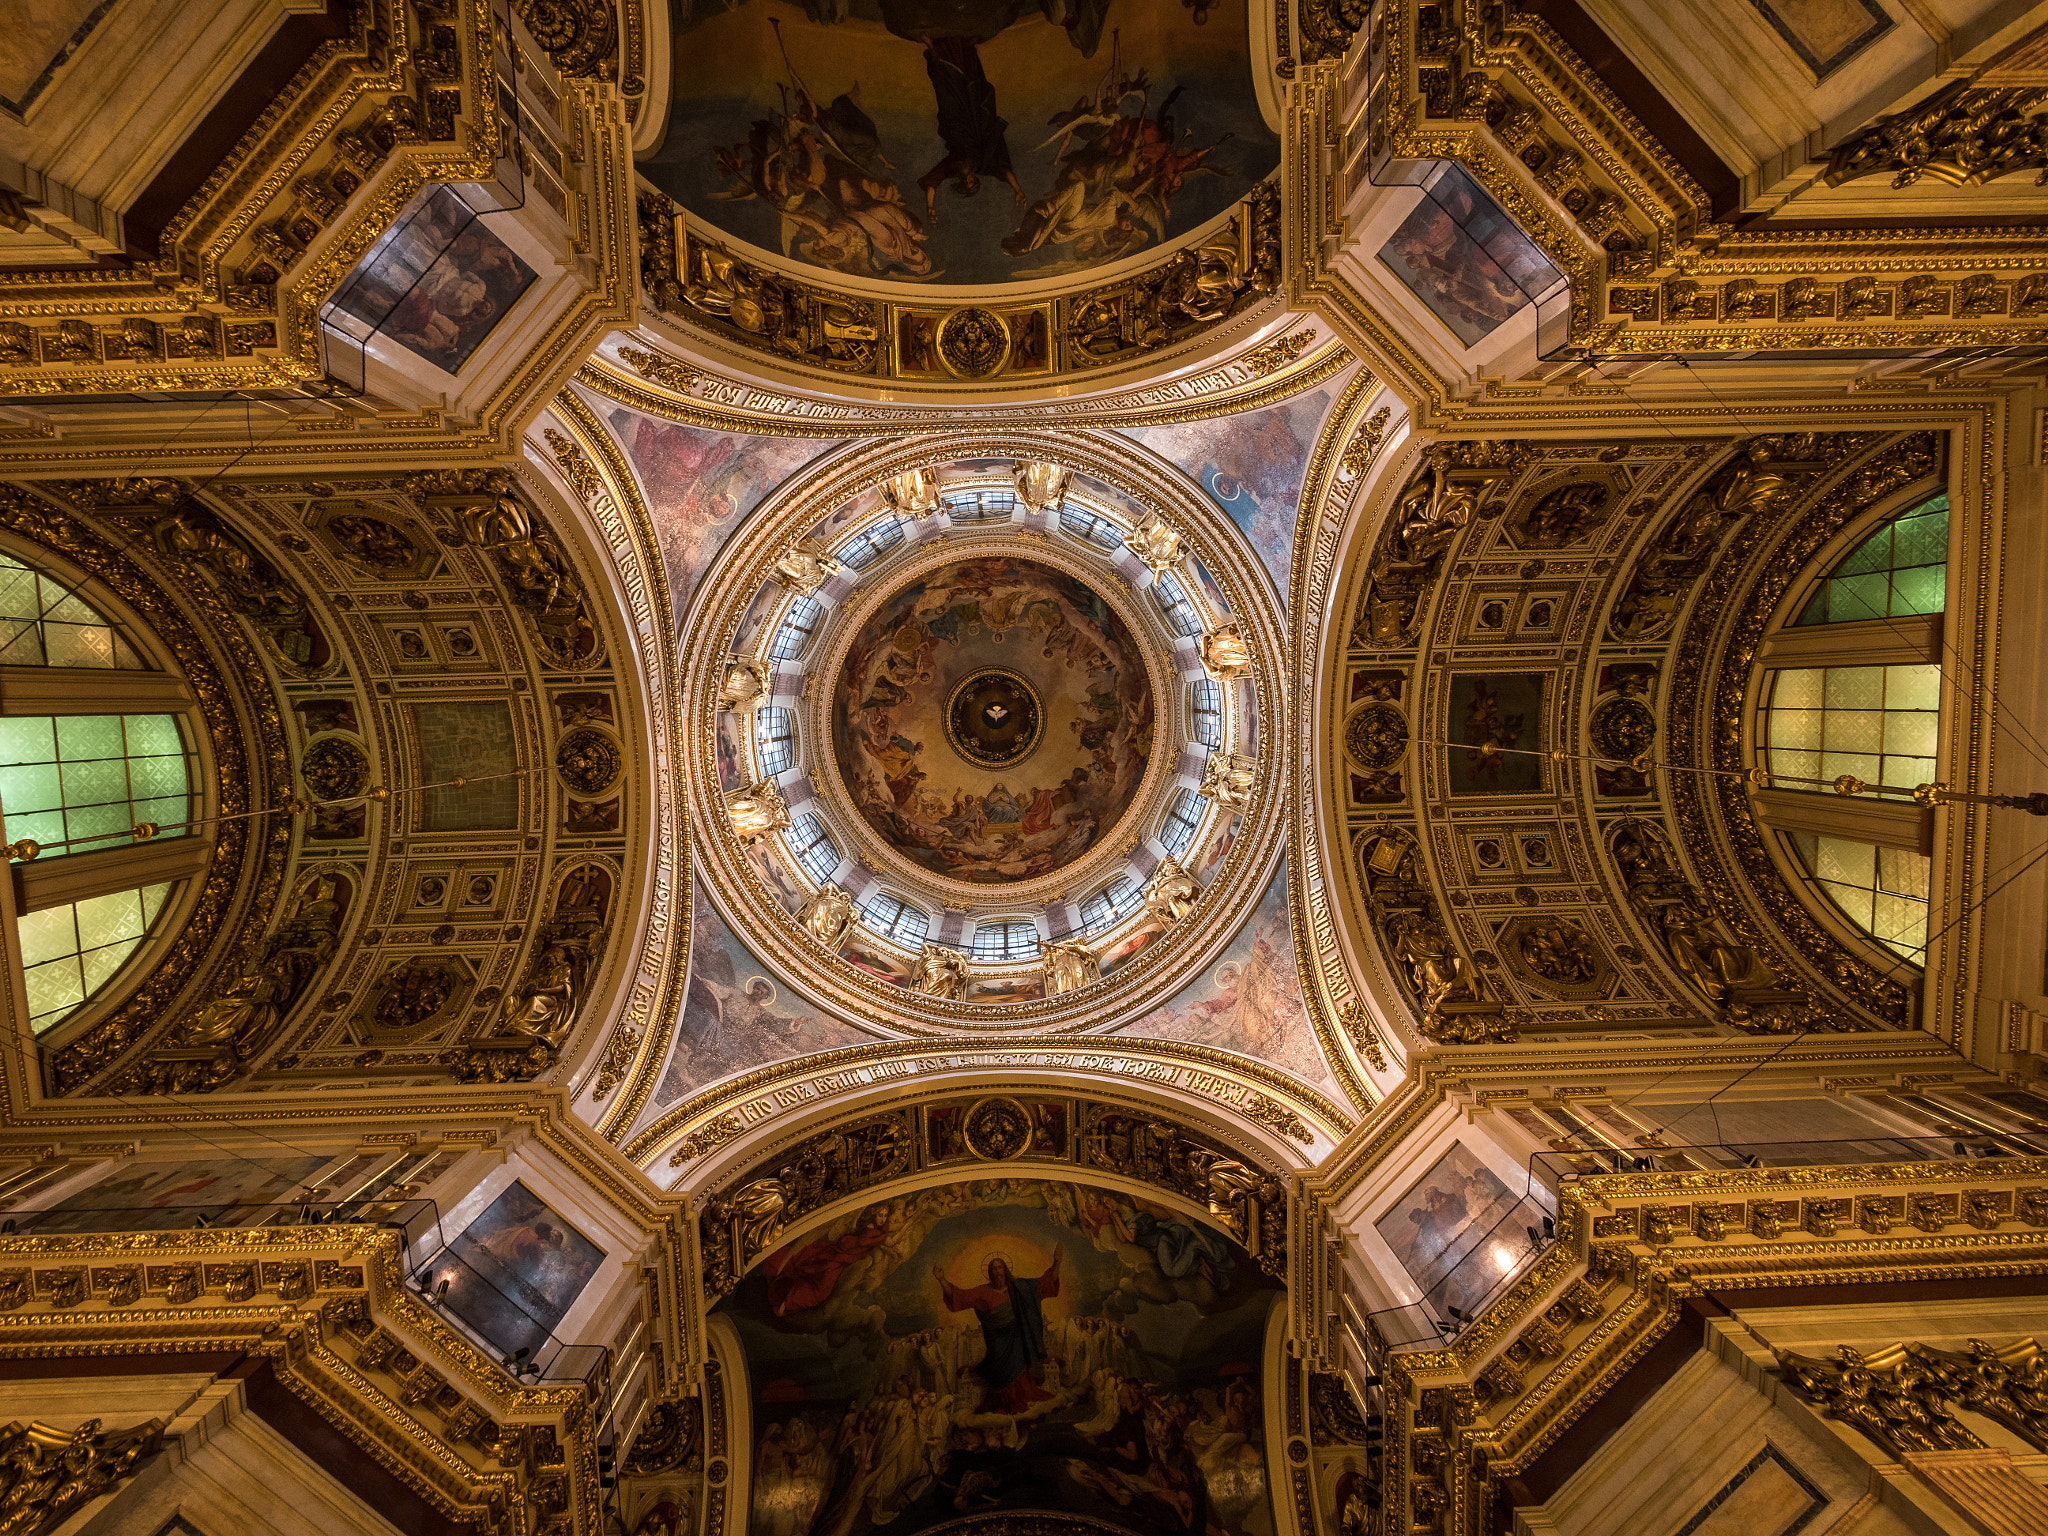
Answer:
[1013, 460, 1071, 512]
[1907, 1339, 2048, 1453]
[511, 0, 617, 78]
[796, 884, 856, 949]
[1197, 752, 1256, 812]
[726, 778, 792, 844]
[1042, 938, 1101, 995]
[1199, 623, 1251, 679]
[1776, 1344, 1983, 1457]
[881, 467, 940, 516]
[912, 943, 970, 1000]
[1143, 856, 1201, 925]
[1608, 437, 1822, 643]
[773, 547, 840, 595]
[1125, 511, 1185, 575]
[0, 1416, 165, 1534]
[715, 659, 772, 714]
[1291, 0, 1371, 69]
[1825, 81, 2048, 190]
[699, 1113, 914, 1296]
[457, 474, 598, 666]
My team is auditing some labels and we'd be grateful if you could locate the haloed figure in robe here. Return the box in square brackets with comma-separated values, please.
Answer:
[933, 1247, 1061, 1413]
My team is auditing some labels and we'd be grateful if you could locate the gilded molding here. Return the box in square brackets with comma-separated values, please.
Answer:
[544, 390, 690, 1145]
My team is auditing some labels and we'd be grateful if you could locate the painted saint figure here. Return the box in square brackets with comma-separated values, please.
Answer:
[934, 1247, 1061, 1414]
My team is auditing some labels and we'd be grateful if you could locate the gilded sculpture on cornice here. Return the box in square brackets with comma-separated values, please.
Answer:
[160, 874, 346, 1071]
[1125, 510, 1185, 574]
[913, 943, 971, 1000]
[1013, 460, 1071, 513]
[447, 868, 610, 1082]
[457, 475, 598, 667]
[1197, 751, 1256, 812]
[880, 467, 940, 517]
[772, 547, 841, 595]
[136, 495, 321, 670]
[1354, 446, 1508, 650]
[796, 884, 856, 950]
[1143, 856, 1201, 925]
[1363, 832, 1513, 1044]
[1608, 819, 1793, 1024]
[727, 778, 792, 844]
[715, 659, 772, 714]
[1607, 437, 1829, 644]
[1042, 937, 1101, 995]
[1199, 622, 1252, 679]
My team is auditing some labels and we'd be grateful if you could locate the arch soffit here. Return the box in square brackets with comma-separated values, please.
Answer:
[1305, 424, 1965, 1063]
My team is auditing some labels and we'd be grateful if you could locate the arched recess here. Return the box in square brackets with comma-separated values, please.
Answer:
[695, 1156, 1296, 1536]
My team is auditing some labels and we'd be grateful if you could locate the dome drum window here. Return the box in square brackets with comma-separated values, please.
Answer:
[970, 920, 1041, 962]
[861, 893, 929, 946]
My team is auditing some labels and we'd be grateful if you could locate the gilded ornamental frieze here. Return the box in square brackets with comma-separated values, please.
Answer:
[693, 1093, 1296, 1303]
[0, 1221, 618, 1535]
[636, 181, 1283, 388]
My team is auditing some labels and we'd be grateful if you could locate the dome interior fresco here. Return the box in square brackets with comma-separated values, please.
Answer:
[641, 0, 1281, 290]
[3, 6, 2048, 1536]
[831, 554, 1157, 885]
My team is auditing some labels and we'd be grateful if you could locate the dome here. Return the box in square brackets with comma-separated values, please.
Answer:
[828, 554, 1156, 887]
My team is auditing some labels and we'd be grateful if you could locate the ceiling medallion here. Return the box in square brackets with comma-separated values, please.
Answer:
[961, 1096, 1034, 1161]
[945, 667, 1043, 769]
[937, 307, 1013, 378]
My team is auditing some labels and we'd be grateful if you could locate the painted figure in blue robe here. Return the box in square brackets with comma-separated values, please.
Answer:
[933, 1247, 1061, 1413]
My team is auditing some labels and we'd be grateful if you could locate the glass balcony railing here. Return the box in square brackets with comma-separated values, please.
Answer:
[1360, 1134, 2043, 1362]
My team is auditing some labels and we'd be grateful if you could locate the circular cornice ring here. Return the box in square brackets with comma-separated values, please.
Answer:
[677, 428, 1289, 1036]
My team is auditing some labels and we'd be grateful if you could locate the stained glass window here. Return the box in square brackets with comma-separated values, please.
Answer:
[18, 882, 174, 1033]
[1794, 493, 1948, 626]
[0, 714, 193, 859]
[1763, 665, 1938, 800]
[1786, 833, 1929, 963]
[0, 552, 145, 669]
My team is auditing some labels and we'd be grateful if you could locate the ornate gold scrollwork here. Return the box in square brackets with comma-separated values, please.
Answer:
[1825, 82, 2048, 191]
[512, 0, 618, 80]
[0, 1416, 165, 1531]
[1361, 830, 1513, 1043]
